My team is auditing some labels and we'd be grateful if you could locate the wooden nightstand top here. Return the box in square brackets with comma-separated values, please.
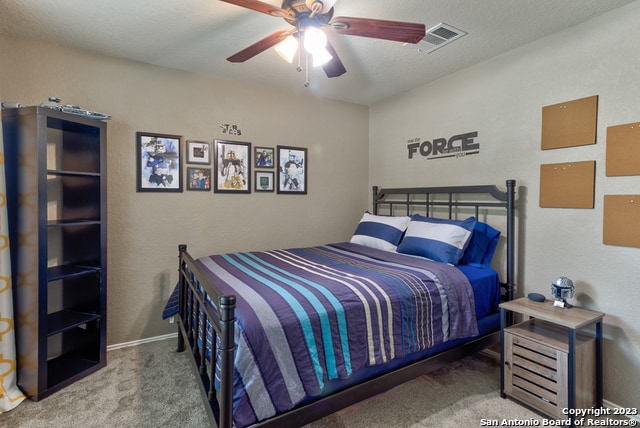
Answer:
[500, 297, 604, 329]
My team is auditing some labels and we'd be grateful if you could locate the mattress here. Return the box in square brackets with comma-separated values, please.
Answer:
[291, 260, 501, 404]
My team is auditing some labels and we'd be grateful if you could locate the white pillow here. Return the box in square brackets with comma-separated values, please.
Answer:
[350, 213, 411, 251]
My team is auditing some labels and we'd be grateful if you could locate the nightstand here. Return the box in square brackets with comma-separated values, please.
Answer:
[499, 297, 604, 421]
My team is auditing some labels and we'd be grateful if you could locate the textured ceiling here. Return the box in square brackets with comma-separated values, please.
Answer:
[0, 0, 635, 105]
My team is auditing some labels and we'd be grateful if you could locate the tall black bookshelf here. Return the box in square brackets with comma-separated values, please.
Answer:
[3, 106, 107, 400]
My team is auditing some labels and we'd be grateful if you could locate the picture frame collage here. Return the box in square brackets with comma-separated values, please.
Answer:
[136, 132, 306, 194]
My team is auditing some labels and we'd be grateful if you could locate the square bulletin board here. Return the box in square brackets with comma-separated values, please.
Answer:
[541, 95, 598, 150]
[539, 160, 595, 208]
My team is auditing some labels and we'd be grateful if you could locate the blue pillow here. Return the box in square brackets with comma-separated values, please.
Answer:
[350, 213, 411, 251]
[396, 215, 477, 264]
[459, 221, 501, 268]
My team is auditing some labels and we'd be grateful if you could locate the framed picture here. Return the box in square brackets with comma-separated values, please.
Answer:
[186, 140, 211, 164]
[277, 145, 307, 194]
[136, 132, 182, 192]
[255, 146, 274, 168]
[214, 139, 251, 193]
[186, 167, 212, 191]
[255, 171, 274, 192]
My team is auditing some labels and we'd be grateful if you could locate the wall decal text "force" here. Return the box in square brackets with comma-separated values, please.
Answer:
[407, 131, 479, 160]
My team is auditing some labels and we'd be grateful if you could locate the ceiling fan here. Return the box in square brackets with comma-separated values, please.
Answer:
[221, 0, 426, 79]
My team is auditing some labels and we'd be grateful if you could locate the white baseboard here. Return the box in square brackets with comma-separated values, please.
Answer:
[107, 332, 177, 352]
[603, 400, 640, 423]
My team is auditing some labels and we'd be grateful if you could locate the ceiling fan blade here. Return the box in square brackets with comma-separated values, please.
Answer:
[220, 0, 290, 18]
[330, 16, 426, 44]
[227, 30, 293, 63]
[322, 41, 346, 78]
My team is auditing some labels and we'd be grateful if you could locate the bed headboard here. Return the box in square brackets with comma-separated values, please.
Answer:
[372, 179, 517, 302]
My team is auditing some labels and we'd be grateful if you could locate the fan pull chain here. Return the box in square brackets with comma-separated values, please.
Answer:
[297, 30, 309, 87]
[296, 39, 302, 73]
[304, 52, 310, 87]
[296, 25, 303, 74]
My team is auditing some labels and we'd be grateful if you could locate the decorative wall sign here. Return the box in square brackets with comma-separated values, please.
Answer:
[277, 146, 307, 194]
[136, 132, 182, 192]
[220, 123, 242, 136]
[214, 139, 251, 193]
[407, 131, 479, 160]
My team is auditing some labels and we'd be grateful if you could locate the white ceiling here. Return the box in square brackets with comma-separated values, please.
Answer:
[0, 0, 635, 106]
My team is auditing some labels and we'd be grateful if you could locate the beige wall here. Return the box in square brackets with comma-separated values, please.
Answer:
[0, 35, 370, 345]
[370, 1, 640, 410]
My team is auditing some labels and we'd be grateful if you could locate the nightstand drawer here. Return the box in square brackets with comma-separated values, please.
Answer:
[511, 337, 560, 384]
[503, 319, 596, 419]
[511, 334, 560, 367]
[504, 330, 564, 417]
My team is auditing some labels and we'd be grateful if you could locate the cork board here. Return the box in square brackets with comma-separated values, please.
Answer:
[541, 95, 598, 150]
[606, 122, 640, 176]
[539, 161, 595, 208]
[604, 195, 640, 248]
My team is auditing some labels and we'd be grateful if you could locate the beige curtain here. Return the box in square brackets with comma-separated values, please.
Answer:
[0, 105, 26, 412]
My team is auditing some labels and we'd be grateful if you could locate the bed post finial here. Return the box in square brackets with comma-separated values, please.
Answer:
[179, 244, 187, 253]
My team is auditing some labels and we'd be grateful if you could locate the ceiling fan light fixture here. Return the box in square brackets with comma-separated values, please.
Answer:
[311, 47, 333, 67]
[303, 27, 327, 55]
[274, 35, 299, 63]
[303, 27, 332, 66]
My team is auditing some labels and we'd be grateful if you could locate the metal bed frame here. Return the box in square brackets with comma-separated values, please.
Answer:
[175, 179, 517, 428]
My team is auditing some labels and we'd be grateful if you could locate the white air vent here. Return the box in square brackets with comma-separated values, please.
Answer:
[416, 23, 467, 53]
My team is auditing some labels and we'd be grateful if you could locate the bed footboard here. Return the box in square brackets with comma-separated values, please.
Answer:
[176, 244, 235, 428]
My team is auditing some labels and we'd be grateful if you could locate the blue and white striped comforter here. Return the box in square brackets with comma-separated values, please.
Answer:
[176, 242, 478, 427]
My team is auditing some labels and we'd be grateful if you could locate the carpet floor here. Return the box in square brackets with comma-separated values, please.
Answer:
[0, 338, 625, 427]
